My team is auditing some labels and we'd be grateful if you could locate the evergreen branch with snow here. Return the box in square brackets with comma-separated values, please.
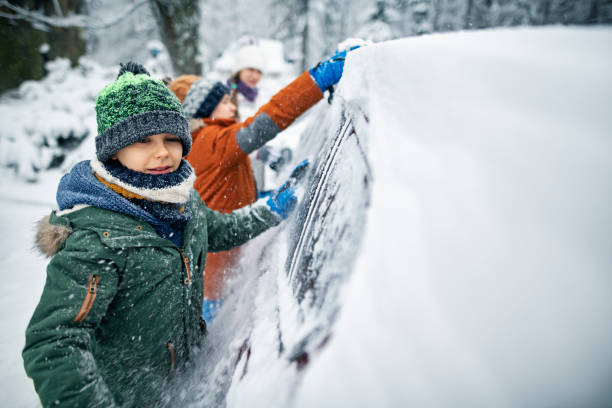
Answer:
[0, 0, 149, 31]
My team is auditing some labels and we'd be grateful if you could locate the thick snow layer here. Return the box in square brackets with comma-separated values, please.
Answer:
[295, 26, 612, 407]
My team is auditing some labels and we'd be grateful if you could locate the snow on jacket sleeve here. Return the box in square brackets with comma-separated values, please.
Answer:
[235, 70, 323, 154]
[23, 229, 121, 407]
[202, 199, 282, 252]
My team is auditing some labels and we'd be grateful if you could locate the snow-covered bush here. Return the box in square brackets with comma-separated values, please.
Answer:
[0, 58, 114, 181]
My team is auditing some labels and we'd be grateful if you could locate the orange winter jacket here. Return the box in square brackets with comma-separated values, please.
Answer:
[188, 117, 257, 213]
[185, 71, 323, 299]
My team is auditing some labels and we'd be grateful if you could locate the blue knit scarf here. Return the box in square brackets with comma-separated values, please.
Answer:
[57, 160, 194, 247]
[102, 160, 192, 244]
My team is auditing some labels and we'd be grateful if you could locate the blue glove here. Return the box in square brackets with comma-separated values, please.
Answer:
[258, 190, 273, 199]
[266, 159, 310, 219]
[309, 46, 360, 93]
[266, 186, 297, 219]
[202, 298, 223, 324]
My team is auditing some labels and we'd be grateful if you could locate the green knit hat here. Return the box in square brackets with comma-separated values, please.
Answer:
[95, 62, 191, 162]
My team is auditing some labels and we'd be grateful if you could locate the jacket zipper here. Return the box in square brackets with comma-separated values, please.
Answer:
[180, 249, 191, 285]
[179, 199, 199, 286]
[74, 275, 100, 323]
[168, 200, 200, 373]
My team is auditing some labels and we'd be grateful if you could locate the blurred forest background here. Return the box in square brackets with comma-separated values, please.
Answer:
[2, 0, 611, 92]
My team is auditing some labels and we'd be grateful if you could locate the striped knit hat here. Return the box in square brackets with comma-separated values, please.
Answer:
[95, 62, 191, 162]
[169, 75, 230, 119]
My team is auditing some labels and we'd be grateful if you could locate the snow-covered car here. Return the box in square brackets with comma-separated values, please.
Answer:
[173, 27, 612, 407]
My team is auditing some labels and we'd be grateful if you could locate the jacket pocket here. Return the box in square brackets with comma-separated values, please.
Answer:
[74, 275, 100, 323]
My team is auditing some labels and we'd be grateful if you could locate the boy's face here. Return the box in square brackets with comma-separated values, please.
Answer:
[211, 94, 237, 120]
[113, 133, 183, 174]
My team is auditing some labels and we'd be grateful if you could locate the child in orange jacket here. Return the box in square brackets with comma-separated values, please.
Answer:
[169, 48, 356, 323]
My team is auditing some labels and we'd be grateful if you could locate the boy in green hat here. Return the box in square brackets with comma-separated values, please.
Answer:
[22, 62, 301, 407]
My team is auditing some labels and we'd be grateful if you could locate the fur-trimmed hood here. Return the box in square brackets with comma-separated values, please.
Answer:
[35, 214, 72, 257]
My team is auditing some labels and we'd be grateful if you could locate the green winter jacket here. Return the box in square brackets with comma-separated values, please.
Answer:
[23, 190, 280, 407]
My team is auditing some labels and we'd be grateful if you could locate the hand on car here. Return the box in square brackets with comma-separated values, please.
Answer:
[266, 159, 310, 219]
[309, 45, 362, 92]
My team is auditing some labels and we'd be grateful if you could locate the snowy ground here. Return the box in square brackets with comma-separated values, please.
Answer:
[0, 169, 62, 407]
[1, 26, 611, 407]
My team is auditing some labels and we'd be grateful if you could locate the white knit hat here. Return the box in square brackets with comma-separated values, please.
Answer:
[233, 45, 266, 74]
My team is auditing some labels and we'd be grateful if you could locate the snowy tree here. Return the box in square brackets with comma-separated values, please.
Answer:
[542, 0, 601, 24]
[149, 0, 201, 75]
[597, 0, 612, 23]
[0, 0, 86, 91]
[269, 0, 311, 71]
[488, 0, 531, 27]
[355, 0, 399, 42]
[144, 39, 173, 78]
[305, 0, 360, 65]
[461, 0, 610, 30]
[433, 0, 469, 31]
[271, 0, 379, 69]
[408, 0, 435, 34]
[0, 58, 113, 180]
[85, 0, 160, 69]
[464, 0, 493, 28]
[199, 0, 277, 69]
